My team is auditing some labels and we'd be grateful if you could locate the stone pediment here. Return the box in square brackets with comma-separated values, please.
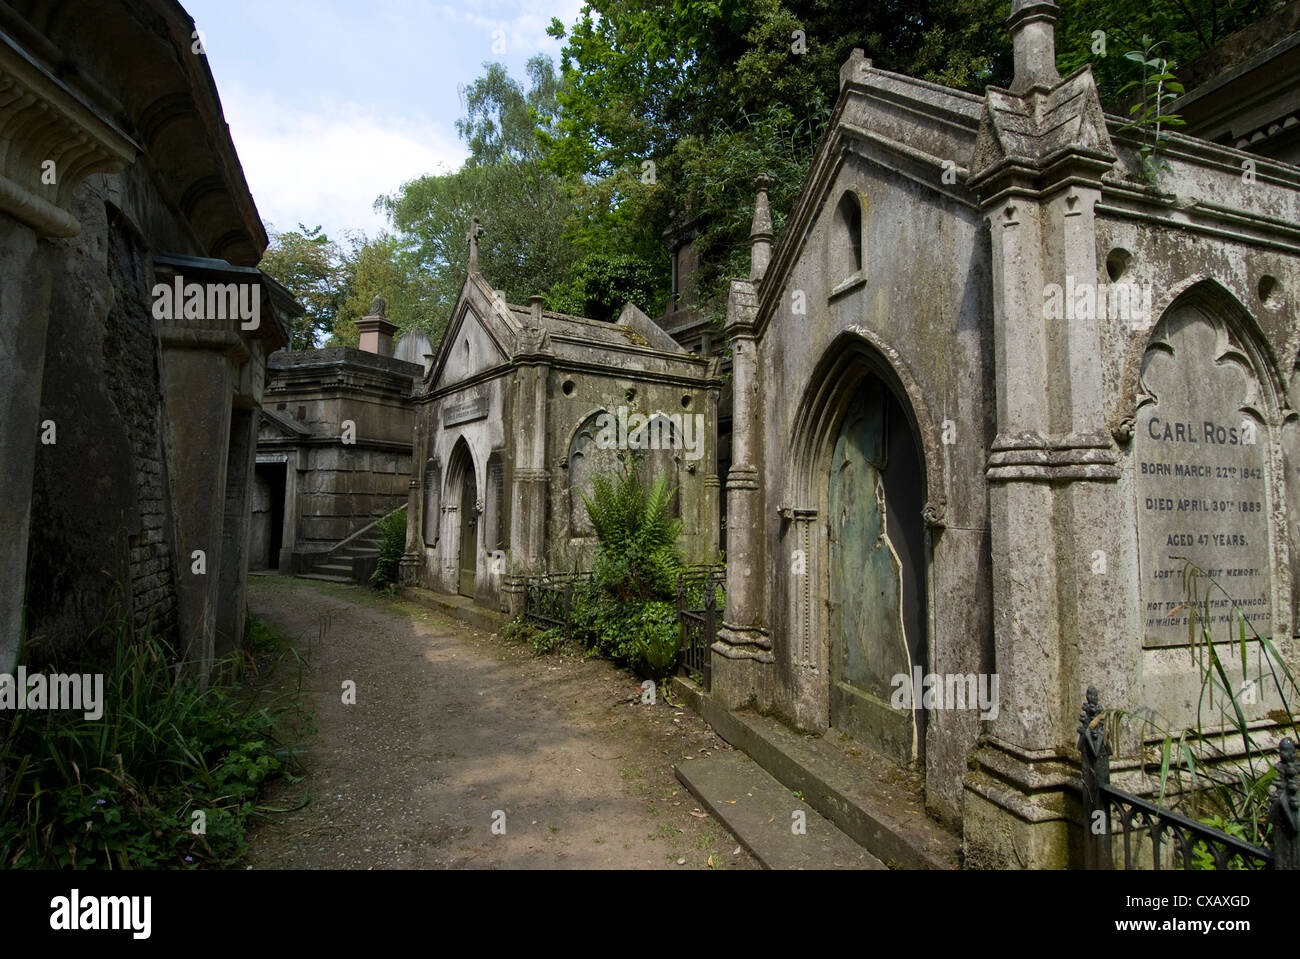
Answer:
[427, 276, 514, 393]
[259, 408, 312, 440]
[969, 67, 1116, 187]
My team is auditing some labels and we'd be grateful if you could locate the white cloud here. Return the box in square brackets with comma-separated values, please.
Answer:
[219, 81, 467, 241]
[438, 0, 586, 57]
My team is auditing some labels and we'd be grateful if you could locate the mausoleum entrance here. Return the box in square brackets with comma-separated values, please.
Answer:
[828, 376, 928, 765]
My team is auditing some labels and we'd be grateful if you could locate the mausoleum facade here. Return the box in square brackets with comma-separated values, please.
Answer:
[401, 238, 723, 613]
[716, 0, 1300, 866]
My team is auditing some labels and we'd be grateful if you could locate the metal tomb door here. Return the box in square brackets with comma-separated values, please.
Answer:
[828, 378, 927, 765]
[458, 465, 477, 597]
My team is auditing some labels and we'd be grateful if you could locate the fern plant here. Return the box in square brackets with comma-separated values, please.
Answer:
[582, 468, 683, 602]
[572, 464, 685, 677]
[369, 506, 408, 588]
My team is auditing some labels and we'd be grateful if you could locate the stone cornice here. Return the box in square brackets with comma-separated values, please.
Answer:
[0, 26, 137, 236]
[986, 430, 1121, 483]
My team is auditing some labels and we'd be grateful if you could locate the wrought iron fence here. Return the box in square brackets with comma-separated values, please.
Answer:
[522, 565, 724, 689]
[676, 567, 724, 691]
[1077, 686, 1298, 870]
[522, 571, 592, 640]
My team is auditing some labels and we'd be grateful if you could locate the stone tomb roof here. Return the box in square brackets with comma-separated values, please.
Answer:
[424, 271, 714, 398]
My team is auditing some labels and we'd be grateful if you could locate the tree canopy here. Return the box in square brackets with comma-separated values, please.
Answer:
[262, 0, 1284, 351]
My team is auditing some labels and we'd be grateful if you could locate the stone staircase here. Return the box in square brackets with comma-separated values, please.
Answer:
[297, 506, 400, 585]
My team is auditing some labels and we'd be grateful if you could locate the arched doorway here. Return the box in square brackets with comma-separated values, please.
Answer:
[446, 440, 477, 597]
[825, 377, 928, 765]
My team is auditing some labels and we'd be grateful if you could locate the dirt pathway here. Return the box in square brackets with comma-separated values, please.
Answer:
[242, 577, 758, 870]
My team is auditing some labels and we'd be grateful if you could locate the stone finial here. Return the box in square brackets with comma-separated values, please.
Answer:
[467, 216, 485, 272]
[527, 294, 546, 324]
[1008, 0, 1061, 93]
[749, 174, 774, 283]
[370, 294, 387, 317]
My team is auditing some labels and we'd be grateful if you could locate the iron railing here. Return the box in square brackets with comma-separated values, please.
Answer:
[1077, 686, 1298, 870]
[522, 571, 592, 640]
[675, 567, 724, 691]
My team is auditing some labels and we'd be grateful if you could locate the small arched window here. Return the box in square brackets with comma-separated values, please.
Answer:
[832, 191, 864, 281]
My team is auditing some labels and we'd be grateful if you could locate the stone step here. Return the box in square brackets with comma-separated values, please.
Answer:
[296, 572, 354, 585]
[396, 586, 509, 633]
[675, 751, 885, 870]
[670, 678, 962, 870]
[315, 563, 354, 576]
[336, 548, 380, 560]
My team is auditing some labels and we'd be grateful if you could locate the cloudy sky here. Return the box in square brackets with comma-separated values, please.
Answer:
[186, 0, 585, 243]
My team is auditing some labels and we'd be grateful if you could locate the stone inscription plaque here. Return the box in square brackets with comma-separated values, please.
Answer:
[444, 397, 488, 427]
[1134, 309, 1272, 647]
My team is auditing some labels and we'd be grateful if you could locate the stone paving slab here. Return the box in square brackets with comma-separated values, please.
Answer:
[675, 751, 885, 870]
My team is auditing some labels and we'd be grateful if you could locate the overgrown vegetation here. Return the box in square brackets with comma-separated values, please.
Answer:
[1101, 559, 1298, 861]
[568, 466, 685, 677]
[504, 460, 698, 681]
[0, 614, 309, 869]
[260, 2, 1283, 353]
[370, 506, 408, 590]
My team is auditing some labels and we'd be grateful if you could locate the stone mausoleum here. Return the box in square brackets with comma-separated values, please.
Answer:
[0, 0, 297, 672]
[714, 0, 1300, 866]
[254, 298, 423, 579]
[401, 228, 723, 613]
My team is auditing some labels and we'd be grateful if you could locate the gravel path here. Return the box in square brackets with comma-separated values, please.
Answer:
[242, 577, 758, 870]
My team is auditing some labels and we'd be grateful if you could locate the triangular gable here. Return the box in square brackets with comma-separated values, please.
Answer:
[748, 58, 985, 340]
[427, 272, 517, 392]
[258, 408, 312, 440]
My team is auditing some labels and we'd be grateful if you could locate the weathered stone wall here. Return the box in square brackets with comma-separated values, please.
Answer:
[260, 348, 419, 561]
[25, 176, 182, 655]
[418, 372, 511, 608]
[1087, 132, 1300, 736]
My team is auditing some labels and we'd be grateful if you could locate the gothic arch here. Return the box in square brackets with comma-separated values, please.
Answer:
[782, 329, 939, 761]
[566, 410, 617, 536]
[1115, 277, 1289, 440]
[787, 328, 945, 523]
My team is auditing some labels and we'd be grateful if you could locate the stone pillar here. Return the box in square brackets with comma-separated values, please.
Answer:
[400, 418, 424, 586]
[278, 448, 302, 571]
[714, 314, 773, 704]
[216, 407, 257, 655]
[0, 222, 54, 669]
[506, 317, 551, 613]
[962, 0, 1123, 867]
[158, 329, 242, 674]
[0, 34, 136, 668]
[713, 177, 777, 706]
[703, 360, 722, 558]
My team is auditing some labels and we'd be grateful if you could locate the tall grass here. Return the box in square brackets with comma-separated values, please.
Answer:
[1102, 558, 1299, 850]
[0, 613, 309, 869]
